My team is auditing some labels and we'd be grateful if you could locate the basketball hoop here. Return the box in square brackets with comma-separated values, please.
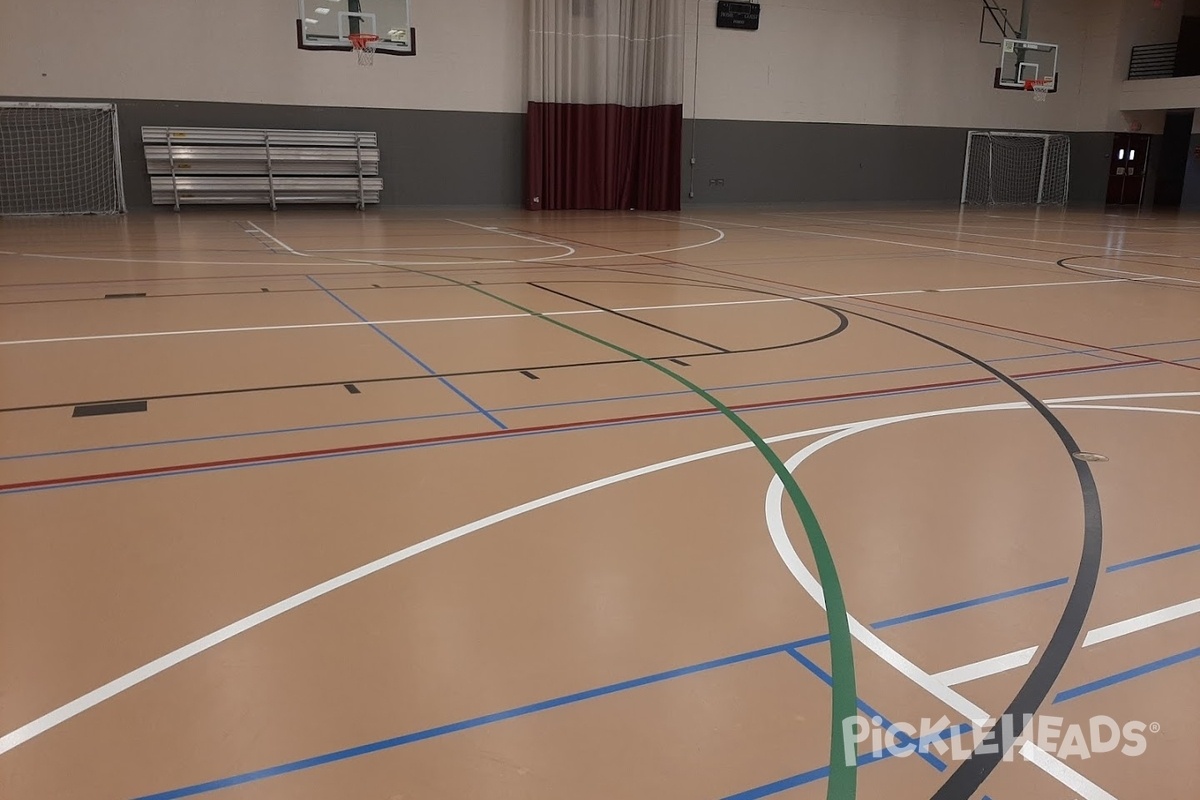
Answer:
[348, 33, 380, 67]
[1024, 78, 1053, 102]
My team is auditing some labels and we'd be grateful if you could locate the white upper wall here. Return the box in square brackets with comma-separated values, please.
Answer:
[0, 0, 527, 113]
[0, 0, 1182, 131]
[685, 0, 1130, 131]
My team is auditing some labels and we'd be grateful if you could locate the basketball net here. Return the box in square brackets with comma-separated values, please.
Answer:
[1025, 78, 1052, 103]
[348, 33, 380, 67]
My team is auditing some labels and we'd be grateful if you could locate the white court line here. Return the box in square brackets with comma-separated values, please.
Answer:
[934, 647, 1040, 687]
[1083, 597, 1200, 647]
[256, 217, 725, 266]
[763, 396, 1200, 797]
[1061, 263, 1200, 286]
[2, 393, 1195, 759]
[308, 245, 559, 252]
[0, 275, 1134, 348]
[765, 213, 1200, 263]
[677, 213, 1179, 281]
[763, 405, 1131, 799]
[933, 592, 1200, 689]
[445, 219, 577, 261]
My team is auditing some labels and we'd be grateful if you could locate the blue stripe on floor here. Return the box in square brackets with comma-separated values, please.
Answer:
[785, 649, 946, 771]
[1106, 542, 1200, 573]
[1053, 645, 1200, 704]
[306, 276, 506, 429]
[870, 578, 1070, 629]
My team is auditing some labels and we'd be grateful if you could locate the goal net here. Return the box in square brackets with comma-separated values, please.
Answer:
[961, 131, 1070, 206]
[0, 102, 126, 216]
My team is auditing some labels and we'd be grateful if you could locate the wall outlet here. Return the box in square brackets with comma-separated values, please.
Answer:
[708, 178, 725, 187]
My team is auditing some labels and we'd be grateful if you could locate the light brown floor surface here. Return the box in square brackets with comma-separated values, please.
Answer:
[1, 207, 1198, 800]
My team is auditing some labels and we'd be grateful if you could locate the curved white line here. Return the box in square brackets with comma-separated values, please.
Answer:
[0, 217, 721, 270]
[1, 392, 1195, 758]
[762, 400, 1200, 799]
[444, 219, 577, 262]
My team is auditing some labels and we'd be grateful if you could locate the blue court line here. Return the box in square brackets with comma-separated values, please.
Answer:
[870, 578, 1071, 629]
[0, 408, 482, 463]
[720, 724, 973, 800]
[3, 335, 1196, 466]
[0, 348, 1069, 464]
[0, 352, 1156, 496]
[130, 634, 830, 800]
[1052, 645, 1200, 704]
[305, 276, 506, 430]
[130, 546, 1200, 800]
[0, 356, 1185, 498]
[1106, 542, 1200, 573]
[785, 649, 946, 771]
[132, 575, 1073, 800]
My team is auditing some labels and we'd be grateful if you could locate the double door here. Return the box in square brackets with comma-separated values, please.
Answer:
[1106, 133, 1151, 206]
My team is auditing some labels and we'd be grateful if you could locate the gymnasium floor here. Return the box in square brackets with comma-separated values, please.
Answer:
[1, 208, 1198, 800]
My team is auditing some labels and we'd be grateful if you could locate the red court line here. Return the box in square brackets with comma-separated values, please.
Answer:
[0, 359, 1151, 493]
[855, 296, 1200, 374]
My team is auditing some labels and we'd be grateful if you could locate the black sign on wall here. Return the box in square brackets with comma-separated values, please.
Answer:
[716, 1, 760, 30]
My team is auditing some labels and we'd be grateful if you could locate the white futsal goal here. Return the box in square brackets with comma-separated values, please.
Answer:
[0, 102, 126, 216]
[961, 131, 1070, 206]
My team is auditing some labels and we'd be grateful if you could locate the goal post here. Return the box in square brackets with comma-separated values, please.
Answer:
[961, 131, 1070, 206]
[0, 102, 126, 216]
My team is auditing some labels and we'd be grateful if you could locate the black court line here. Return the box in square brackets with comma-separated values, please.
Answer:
[72, 400, 148, 418]
[0, 298, 848, 415]
[344, 384, 361, 394]
[520, 370, 540, 380]
[0, 277, 722, 308]
[850, 308, 1103, 800]
[530, 282, 731, 353]
[642, 252, 1103, 800]
[524, 246, 1105, 797]
[669, 358, 690, 366]
[1056, 255, 1200, 294]
[104, 292, 147, 299]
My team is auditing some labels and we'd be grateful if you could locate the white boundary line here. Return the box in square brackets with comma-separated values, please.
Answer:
[764, 213, 1200, 263]
[308, 245, 560, 252]
[929, 592, 1200, 689]
[1083, 597, 1200, 647]
[2, 392, 1196, 758]
[0, 217, 725, 269]
[673, 214, 1190, 288]
[934, 646, 1040, 687]
[445, 219, 577, 261]
[764, 396, 1200, 799]
[0, 276, 1140, 348]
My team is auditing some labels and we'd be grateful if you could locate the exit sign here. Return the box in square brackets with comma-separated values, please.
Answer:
[716, 1, 760, 30]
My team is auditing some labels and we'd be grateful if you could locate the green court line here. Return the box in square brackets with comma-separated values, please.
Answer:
[311, 236, 859, 799]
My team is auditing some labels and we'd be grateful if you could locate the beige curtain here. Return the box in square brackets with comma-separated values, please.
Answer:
[528, 0, 685, 106]
[525, 0, 686, 210]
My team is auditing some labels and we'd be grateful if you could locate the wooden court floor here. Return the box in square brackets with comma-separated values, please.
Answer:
[1, 207, 1198, 800]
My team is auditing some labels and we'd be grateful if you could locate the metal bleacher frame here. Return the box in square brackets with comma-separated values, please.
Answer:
[142, 126, 382, 211]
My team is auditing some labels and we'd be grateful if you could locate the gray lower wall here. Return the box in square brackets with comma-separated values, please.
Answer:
[682, 119, 1113, 207]
[6, 96, 1117, 208]
[3, 97, 525, 209]
[1068, 132, 1115, 207]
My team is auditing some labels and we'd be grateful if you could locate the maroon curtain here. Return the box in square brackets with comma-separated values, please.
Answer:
[525, 102, 682, 211]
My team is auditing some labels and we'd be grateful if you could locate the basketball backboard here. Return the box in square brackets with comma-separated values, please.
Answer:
[996, 38, 1057, 91]
[297, 0, 414, 56]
